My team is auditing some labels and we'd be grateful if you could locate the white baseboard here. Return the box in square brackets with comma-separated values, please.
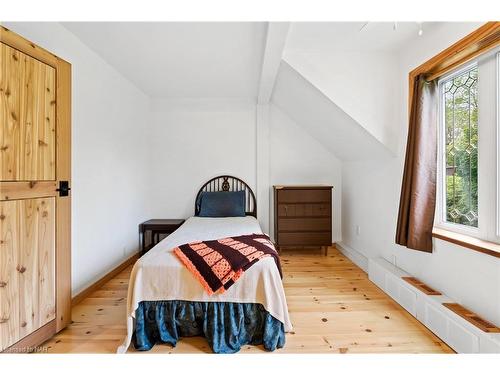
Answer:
[335, 242, 369, 273]
[368, 257, 500, 353]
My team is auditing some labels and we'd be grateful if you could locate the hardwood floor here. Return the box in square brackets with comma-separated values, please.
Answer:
[42, 247, 453, 353]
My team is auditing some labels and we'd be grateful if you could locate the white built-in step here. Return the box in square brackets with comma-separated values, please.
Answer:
[368, 257, 500, 353]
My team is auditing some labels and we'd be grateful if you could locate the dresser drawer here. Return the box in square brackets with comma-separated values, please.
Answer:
[277, 232, 331, 246]
[277, 189, 331, 203]
[277, 203, 330, 217]
[278, 217, 330, 232]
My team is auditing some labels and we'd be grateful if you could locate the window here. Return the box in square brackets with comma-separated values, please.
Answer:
[442, 66, 478, 228]
[436, 50, 500, 242]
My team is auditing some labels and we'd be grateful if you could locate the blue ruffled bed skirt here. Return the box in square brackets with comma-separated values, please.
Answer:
[133, 300, 285, 353]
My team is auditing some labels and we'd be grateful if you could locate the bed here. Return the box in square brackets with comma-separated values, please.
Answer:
[117, 175, 292, 353]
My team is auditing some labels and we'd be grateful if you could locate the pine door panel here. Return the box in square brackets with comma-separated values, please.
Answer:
[0, 200, 20, 351]
[19, 52, 56, 180]
[0, 44, 21, 181]
[18, 199, 40, 338]
[1, 43, 56, 181]
[0, 198, 55, 350]
[36, 198, 55, 326]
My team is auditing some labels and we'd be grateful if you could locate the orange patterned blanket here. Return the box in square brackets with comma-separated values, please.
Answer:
[173, 234, 282, 295]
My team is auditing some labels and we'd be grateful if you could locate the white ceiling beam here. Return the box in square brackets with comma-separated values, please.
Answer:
[257, 22, 290, 104]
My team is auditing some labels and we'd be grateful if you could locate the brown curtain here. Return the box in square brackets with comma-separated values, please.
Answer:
[396, 75, 438, 253]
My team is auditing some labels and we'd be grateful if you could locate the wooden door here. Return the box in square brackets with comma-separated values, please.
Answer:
[0, 27, 71, 352]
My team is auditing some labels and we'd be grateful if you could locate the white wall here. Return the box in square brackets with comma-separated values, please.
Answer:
[3, 22, 152, 295]
[269, 105, 342, 242]
[148, 98, 257, 219]
[340, 22, 500, 326]
[147, 100, 344, 242]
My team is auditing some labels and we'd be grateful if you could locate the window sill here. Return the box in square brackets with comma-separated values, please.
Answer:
[432, 227, 500, 258]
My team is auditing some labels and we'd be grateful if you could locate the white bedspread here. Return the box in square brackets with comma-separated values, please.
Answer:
[117, 216, 292, 353]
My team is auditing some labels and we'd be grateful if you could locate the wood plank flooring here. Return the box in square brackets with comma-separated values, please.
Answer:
[42, 247, 453, 353]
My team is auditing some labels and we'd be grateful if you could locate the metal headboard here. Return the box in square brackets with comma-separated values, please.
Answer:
[194, 175, 257, 217]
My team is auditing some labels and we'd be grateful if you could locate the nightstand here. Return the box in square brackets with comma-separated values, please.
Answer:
[139, 219, 185, 255]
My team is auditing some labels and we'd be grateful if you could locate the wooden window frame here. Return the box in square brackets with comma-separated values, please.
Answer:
[408, 22, 500, 258]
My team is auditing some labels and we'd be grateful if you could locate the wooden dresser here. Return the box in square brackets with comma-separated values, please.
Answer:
[273, 185, 332, 252]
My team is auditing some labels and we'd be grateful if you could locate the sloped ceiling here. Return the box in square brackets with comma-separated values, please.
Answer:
[271, 61, 391, 161]
[281, 22, 444, 155]
[283, 50, 400, 154]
